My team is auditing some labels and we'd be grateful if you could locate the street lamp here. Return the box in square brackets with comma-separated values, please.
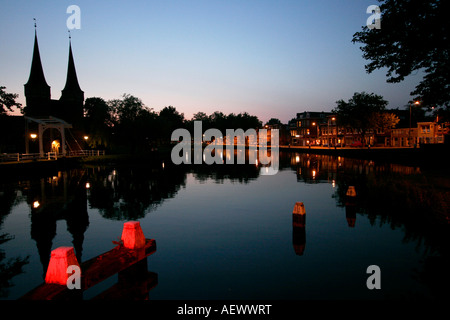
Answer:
[409, 101, 420, 147]
[30, 133, 37, 140]
[312, 122, 320, 145]
[328, 116, 336, 148]
[33, 201, 40, 209]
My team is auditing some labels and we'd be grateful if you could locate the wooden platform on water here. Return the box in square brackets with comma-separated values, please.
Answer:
[20, 239, 156, 300]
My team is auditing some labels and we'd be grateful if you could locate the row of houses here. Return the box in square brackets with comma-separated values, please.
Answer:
[268, 110, 449, 147]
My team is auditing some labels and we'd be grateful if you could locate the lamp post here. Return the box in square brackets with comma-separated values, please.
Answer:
[409, 101, 420, 147]
[26, 133, 38, 154]
[327, 118, 330, 148]
[332, 117, 336, 148]
[312, 122, 318, 146]
[327, 116, 336, 148]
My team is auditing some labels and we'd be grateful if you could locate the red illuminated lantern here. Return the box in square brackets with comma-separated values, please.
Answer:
[44, 247, 80, 285]
[121, 221, 146, 249]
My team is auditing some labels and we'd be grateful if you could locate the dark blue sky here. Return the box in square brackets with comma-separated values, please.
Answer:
[0, 0, 422, 123]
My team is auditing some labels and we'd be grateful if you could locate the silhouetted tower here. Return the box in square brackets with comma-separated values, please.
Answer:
[59, 36, 84, 125]
[24, 27, 51, 116]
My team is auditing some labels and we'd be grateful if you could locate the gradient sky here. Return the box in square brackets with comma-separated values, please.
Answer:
[0, 0, 423, 123]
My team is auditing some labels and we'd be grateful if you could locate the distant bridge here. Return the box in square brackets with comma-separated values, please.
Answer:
[0, 150, 106, 163]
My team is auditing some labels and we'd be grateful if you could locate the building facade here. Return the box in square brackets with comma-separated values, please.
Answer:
[24, 30, 84, 126]
[23, 28, 85, 155]
[290, 111, 332, 146]
[288, 110, 448, 147]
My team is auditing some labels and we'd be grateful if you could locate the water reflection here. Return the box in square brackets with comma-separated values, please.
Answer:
[16, 170, 89, 278]
[0, 151, 449, 299]
[292, 202, 306, 255]
[0, 182, 30, 298]
[85, 163, 187, 220]
[0, 157, 262, 291]
[285, 151, 450, 299]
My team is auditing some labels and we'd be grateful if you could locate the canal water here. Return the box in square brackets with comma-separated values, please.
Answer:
[0, 151, 449, 300]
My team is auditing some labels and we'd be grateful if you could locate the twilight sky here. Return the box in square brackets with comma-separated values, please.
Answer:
[0, 0, 422, 123]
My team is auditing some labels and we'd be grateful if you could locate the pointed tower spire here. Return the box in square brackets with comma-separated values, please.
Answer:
[60, 33, 84, 124]
[24, 19, 51, 116]
[61, 35, 83, 96]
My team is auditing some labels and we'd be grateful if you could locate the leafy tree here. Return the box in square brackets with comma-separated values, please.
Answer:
[109, 94, 148, 125]
[231, 112, 262, 130]
[84, 97, 113, 125]
[186, 111, 211, 134]
[0, 86, 22, 115]
[108, 94, 157, 153]
[192, 111, 209, 122]
[158, 106, 185, 141]
[352, 0, 450, 108]
[83, 97, 113, 149]
[370, 112, 400, 132]
[265, 118, 282, 126]
[209, 111, 227, 132]
[333, 92, 388, 142]
[159, 106, 185, 127]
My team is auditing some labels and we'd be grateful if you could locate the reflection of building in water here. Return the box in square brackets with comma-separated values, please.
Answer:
[290, 153, 338, 184]
[345, 204, 356, 227]
[288, 152, 421, 185]
[85, 163, 188, 220]
[292, 202, 306, 256]
[345, 189, 357, 228]
[284, 151, 426, 228]
[24, 170, 89, 278]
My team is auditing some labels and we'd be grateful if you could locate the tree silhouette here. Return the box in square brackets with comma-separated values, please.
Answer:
[158, 106, 186, 141]
[0, 86, 22, 115]
[352, 0, 450, 108]
[108, 94, 158, 153]
[83, 97, 113, 149]
[265, 118, 282, 126]
[333, 92, 388, 144]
